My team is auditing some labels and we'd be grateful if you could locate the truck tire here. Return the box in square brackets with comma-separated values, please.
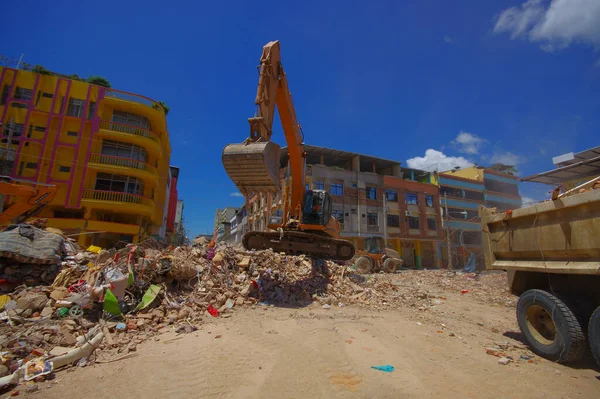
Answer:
[516, 289, 586, 363]
[355, 256, 373, 274]
[382, 258, 399, 273]
[588, 306, 600, 367]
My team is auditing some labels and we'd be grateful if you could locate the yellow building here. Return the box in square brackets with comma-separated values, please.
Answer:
[0, 67, 171, 248]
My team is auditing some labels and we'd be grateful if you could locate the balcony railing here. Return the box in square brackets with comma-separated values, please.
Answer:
[100, 120, 159, 143]
[367, 225, 379, 232]
[83, 189, 154, 207]
[90, 153, 158, 175]
[105, 90, 157, 108]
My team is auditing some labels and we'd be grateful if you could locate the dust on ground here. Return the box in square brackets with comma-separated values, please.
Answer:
[22, 270, 600, 399]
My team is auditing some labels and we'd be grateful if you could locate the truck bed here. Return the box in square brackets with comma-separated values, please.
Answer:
[480, 189, 600, 275]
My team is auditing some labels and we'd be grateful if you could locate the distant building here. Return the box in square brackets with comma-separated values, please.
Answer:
[439, 165, 521, 269]
[246, 145, 443, 268]
[214, 207, 239, 242]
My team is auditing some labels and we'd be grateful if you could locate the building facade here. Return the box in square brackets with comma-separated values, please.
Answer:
[439, 165, 521, 269]
[0, 67, 172, 248]
[214, 207, 239, 241]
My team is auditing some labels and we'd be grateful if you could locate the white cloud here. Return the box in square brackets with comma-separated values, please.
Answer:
[490, 151, 525, 166]
[452, 131, 487, 154]
[493, 0, 600, 52]
[521, 195, 539, 206]
[230, 192, 244, 198]
[406, 149, 474, 171]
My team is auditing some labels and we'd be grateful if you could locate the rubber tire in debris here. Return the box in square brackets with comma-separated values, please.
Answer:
[382, 258, 399, 273]
[516, 289, 586, 363]
[355, 256, 373, 274]
[588, 306, 600, 367]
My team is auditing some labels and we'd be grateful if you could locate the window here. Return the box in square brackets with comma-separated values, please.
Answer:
[25, 162, 37, 169]
[463, 189, 485, 201]
[440, 186, 462, 198]
[59, 166, 71, 173]
[88, 101, 96, 120]
[332, 209, 344, 224]
[351, 208, 357, 215]
[67, 98, 85, 117]
[14, 87, 33, 101]
[94, 173, 144, 195]
[42, 92, 53, 99]
[405, 193, 418, 205]
[366, 186, 377, 199]
[0, 85, 9, 105]
[330, 182, 343, 196]
[367, 212, 378, 226]
[3, 123, 24, 137]
[387, 214, 400, 227]
[101, 140, 148, 162]
[67, 131, 78, 137]
[11, 103, 28, 109]
[112, 110, 151, 130]
[484, 179, 519, 196]
[314, 180, 324, 190]
[408, 216, 420, 229]
[385, 189, 398, 201]
[425, 195, 434, 207]
[427, 217, 437, 231]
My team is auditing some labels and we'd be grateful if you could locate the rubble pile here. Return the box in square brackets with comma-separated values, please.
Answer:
[0, 223, 514, 393]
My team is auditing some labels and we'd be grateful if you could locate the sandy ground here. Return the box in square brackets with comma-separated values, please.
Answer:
[23, 272, 600, 399]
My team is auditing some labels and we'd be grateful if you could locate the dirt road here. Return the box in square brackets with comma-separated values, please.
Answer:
[27, 272, 600, 399]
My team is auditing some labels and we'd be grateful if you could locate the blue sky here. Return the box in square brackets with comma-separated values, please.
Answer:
[2, 0, 599, 237]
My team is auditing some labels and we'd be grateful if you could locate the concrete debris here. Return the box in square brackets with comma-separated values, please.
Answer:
[0, 226, 517, 393]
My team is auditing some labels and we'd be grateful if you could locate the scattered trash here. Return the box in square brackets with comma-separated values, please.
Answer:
[207, 304, 219, 317]
[371, 365, 395, 373]
[498, 357, 511, 365]
[461, 290, 470, 294]
[24, 359, 53, 381]
[322, 304, 331, 309]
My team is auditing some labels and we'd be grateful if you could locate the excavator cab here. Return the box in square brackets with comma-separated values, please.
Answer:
[301, 190, 332, 226]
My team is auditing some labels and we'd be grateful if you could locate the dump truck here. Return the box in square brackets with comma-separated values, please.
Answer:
[480, 186, 600, 366]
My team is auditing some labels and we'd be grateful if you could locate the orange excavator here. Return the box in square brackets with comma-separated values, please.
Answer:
[0, 176, 58, 227]
[222, 40, 355, 261]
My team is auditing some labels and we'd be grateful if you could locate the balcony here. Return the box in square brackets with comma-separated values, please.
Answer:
[89, 153, 158, 185]
[82, 189, 154, 217]
[103, 90, 166, 131]
[98, 121, 161, 154]
[367, 225, 379, 233]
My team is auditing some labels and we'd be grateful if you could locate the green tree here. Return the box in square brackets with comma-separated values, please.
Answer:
[158, 101, 170, 115]
[32, 64, 52, 75]
[86, 76, 111, 88]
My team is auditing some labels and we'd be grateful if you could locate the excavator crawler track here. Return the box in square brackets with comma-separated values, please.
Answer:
[242, 230, 355, 261]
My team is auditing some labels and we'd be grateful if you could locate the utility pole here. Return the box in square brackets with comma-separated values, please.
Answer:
[383, 190, 387, 247]
[444, 192, 452, 270]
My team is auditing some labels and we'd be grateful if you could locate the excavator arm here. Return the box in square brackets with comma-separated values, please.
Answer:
[0, 177, 58, 226]
[222, 40, 305, 209]
[222, 40, 355, 261]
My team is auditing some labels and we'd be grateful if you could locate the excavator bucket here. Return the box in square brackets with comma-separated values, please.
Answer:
[222, 141, 281, 195]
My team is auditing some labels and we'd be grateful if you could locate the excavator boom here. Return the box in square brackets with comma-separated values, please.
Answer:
[222, 41, 355, 261]
[0, 176, 58, 226]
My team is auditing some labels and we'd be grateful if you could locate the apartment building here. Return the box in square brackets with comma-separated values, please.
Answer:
[0, 67, 172, 248]
[214, 207, 239, 241]
[228, 206, 247, 244]
[438, 172, 486, 268]
[246, 145, 442, 268]
[439, 165, 521, 269]
[446, 165, 522, 211]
